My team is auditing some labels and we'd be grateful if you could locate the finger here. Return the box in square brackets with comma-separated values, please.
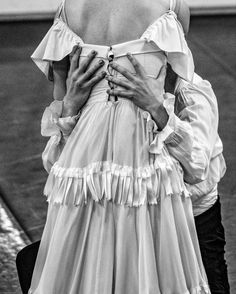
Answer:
[156, 65, 167, 81]
[110, 62, 136, 82]
[106, 75, 133, 89]
[85, 71, 107, 87]
[107, 89, 134, 99]
[79, 50, 97, 73]
[68, 46, 82, 77]
[81, 59, 105, 81]
[127, 53, 146, 77]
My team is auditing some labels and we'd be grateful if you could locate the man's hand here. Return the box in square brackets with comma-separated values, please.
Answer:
[62, 45, 106, 117]
[106, 53, 169, 130]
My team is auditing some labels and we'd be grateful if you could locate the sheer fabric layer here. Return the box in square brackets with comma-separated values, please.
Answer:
[29, 197, 210, 294]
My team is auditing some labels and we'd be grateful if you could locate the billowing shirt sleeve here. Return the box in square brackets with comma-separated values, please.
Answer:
[41, 100, 80, 173]
[162, 74, 220, 184]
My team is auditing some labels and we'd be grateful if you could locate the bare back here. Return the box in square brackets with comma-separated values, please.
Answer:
[64, 0, 170, 45]
[53, 0, 189, 100]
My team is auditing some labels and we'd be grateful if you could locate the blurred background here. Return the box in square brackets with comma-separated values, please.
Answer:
[0, 0, 236, 20]
[0, 1, 236, 293]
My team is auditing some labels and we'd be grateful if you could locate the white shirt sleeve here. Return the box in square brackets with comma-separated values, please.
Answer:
[163, 74, 220, 184]
[41, 100, 80, 173]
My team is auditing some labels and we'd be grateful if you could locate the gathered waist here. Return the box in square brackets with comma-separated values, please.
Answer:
[77, 40, 167, 107]
[85, 84, 128, 106]
[85, 75, 141, 105]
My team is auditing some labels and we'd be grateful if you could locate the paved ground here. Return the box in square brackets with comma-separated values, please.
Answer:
[0, 199, 29, 294]
[0, 15, 235, 293]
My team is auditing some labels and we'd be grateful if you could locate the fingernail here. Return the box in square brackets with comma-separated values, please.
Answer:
[99, 59, 104, 65]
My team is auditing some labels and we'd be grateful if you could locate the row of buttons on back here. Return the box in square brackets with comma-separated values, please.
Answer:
[107, 46, 118, 102]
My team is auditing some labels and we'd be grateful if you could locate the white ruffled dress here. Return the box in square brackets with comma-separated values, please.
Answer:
[29, 4, 211, 294]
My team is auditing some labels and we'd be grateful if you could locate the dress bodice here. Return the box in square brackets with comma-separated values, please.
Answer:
[31, 3, 194, 83]
[79, 39, 167, 105]
[32, 0, 196, 207]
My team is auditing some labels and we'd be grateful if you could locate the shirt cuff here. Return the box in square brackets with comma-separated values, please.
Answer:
[41, 100, 80, 137]
[149, 93, 179, 154]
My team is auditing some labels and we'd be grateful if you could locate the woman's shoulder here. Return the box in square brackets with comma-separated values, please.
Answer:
[171, 0, 190, 34]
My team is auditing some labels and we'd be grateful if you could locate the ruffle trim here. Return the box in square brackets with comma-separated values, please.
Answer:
[44, 158, 190, 207]
[141, 11, 194, 82]
[41, 100, 80, 137]
[149, 93, 176, 154]
[31, 19, 82, 79]
[31, 11, 194, 81]
[185, 284, 211, 294]
[41, 94, 187, 207]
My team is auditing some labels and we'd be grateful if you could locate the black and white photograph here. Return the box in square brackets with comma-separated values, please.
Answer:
[0, 0, 235, 293]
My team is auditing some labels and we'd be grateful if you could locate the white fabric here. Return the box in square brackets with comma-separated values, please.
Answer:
[170, 0, 176, 10]
[192, 185, 218, 216]
[29, 7, 211, 294]
[164, 74, 226, 215]
[41, 100, 80, 137]
[29, 198, 210, 294]
[41, 91, 190, 207]
[31, 10, 194, 82]
[41, 100, 80, 172]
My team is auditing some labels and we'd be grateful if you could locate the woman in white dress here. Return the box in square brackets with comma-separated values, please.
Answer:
[29, 0, 211, 293]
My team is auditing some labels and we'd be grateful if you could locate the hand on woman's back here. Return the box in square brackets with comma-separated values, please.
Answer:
[52, 0, 189, 112]
[62, 46, 107, 117]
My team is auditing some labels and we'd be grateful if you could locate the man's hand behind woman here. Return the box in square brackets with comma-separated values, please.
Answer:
[62, 45, 106, 117]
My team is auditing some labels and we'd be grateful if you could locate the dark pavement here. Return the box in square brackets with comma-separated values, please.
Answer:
[0, 15, 235, 293]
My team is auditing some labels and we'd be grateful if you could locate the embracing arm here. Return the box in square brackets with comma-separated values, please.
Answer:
[107, 53, 219, 185]
[41, 46, 106, 173]
[163, 75, 219, 184]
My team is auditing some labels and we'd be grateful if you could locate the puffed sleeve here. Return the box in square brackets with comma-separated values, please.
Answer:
[162, 74, 219, 184]
[41, 100, 80, 173]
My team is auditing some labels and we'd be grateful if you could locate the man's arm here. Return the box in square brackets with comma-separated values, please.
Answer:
[164, 74, 220, 184]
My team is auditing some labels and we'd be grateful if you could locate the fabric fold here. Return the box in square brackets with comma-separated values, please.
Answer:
[141, 11, 194, 82]
[44, 159, 190, 207]
[148, 93, 176, 155]
[41, 100, 80, 172]
[41, 100, 80, 137]
[31, 11, 194, 82]
[31, 19, 83, 79]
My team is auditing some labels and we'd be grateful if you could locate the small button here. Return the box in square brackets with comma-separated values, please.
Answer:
[142, 111, 149, 120]
[107, 46, 114, 61]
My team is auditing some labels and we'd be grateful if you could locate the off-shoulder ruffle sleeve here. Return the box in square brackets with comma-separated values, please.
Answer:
[32, 11, 194, 82]
[31, 19, 83, 79]
[142, 11, 194, 82]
